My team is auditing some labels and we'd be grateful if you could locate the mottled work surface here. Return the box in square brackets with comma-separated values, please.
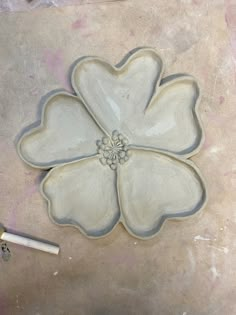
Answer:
[0, 1, 235, 314]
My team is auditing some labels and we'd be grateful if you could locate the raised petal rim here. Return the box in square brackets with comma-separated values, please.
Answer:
[116, 148, 208, 240]
[71, 47, 165, 136]
[40, 156, 121, 239]
[17, 92, 104, 169]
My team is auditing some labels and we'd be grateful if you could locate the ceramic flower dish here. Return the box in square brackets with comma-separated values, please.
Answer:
[17, 47, 207, 239]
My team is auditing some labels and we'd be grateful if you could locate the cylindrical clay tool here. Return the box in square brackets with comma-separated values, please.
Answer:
[0, 227, 59, 255]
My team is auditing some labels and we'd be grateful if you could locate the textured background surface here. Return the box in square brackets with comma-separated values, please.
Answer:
[0, 1, 236, 314]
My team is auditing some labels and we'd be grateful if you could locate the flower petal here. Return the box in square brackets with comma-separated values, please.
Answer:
[117, 149, 206, 239]
[18, 93, 104, 168]
[41, 157, 120, 238]
[129, 75, 203, 157]
[71, 48, 164, 135]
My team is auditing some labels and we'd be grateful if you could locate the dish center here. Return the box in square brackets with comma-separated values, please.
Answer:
[96, 130, 129, 170]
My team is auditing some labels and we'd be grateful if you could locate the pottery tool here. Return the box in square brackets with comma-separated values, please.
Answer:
[0, 226, 59, 255]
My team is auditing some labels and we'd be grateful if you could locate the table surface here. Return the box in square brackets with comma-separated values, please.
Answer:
[0, 1, 235, 314]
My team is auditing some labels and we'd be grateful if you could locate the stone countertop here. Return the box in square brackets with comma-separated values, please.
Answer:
[0, 1, 235, 314]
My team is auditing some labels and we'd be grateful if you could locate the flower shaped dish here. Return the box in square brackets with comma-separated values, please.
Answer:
[17, 48, 207, 239]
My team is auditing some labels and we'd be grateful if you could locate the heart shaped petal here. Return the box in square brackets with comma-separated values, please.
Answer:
[71, 48, 164, 135]
[117, 149, 206, 239]
[130, 75, 203, 157]
[41, 157, 120, 238]
[18, 93, 104, 168]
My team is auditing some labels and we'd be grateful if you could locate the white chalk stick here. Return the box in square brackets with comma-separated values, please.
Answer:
[1, 232, 60, 255]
